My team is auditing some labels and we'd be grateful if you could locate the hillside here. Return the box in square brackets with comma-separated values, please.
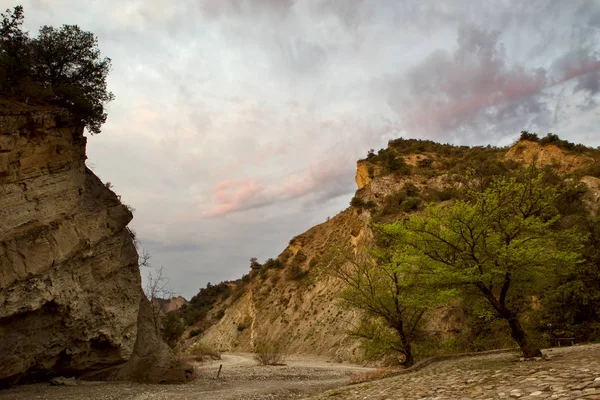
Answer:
[177, 134, 600, 362]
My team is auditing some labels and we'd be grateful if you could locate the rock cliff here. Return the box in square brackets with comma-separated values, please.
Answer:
[0, 99, 189, 386]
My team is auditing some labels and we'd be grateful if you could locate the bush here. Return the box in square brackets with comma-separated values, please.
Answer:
[519, 130, 539, 142]
[423, 186, 462, 202]
[350, 195, 365, 207]
[381, 183, 422, 215]
[399, 196, 422, 212]
[287, 263, 308, 281]
[189, 328, 202, 338]
[263, 258, 284, 270]
[237, 323, 246, 332]
[161, 312, 185, 348]
[254, 342, 285, 365]
[188, 342, 221, 361]
[417, 158, 433, 168]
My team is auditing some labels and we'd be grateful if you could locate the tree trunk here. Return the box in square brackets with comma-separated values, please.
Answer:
[507, 315, 542, 358]
[476, 283, 542, 358]
[395, 322, 414, 367]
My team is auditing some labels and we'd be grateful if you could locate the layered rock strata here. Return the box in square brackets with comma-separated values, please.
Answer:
[0, 99, 189, 386]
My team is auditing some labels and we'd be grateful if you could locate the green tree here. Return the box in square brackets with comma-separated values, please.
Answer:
[382, 170, 584, 358]
[332, 242, 443, 366]
[161, 312, 185, 348]
[29, 24, 114, 134]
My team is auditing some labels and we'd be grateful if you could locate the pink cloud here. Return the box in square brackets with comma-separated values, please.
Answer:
[200, 154, 353, 218]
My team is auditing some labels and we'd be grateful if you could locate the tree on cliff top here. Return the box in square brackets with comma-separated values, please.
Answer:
[0, 5, 113, 134]
[381, 169, 584, 358]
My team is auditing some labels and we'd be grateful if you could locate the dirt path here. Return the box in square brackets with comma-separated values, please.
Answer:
[0, 353, 375, 400]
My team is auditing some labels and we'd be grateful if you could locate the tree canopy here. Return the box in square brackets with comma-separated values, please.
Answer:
[0, 5, 113, 134]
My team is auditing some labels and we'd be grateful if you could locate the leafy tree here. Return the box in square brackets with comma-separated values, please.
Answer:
[0, 5, 24, 39]
[0, 6, 29, 88]
[382, 169, 584, 358]
[0, 6, 113, 134]
[332, 242, 443, 366]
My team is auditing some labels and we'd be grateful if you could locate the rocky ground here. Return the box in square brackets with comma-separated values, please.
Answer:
[310, 344, 600, 400]
[1, 345, 599, 400]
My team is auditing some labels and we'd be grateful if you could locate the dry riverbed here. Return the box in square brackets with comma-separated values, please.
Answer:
[2, 345, 600, 399]
[0, 353, 375, 400]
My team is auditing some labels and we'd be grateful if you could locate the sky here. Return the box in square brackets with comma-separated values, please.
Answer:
[8, 0, 600, 299]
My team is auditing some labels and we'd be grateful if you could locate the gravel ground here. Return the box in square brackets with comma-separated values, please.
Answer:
[0, 353, 375, 400]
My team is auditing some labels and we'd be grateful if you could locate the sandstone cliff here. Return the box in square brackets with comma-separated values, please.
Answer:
[0, 99, 189, 386]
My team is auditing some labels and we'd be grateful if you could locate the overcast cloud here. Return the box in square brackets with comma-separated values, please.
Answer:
[8, 0, 600, 298]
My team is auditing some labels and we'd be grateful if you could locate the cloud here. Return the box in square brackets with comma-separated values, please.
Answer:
[385, 23, 600, 144]
[201, 154, 354, 217]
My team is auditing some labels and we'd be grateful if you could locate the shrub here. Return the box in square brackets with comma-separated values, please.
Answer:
[417, 158, 433, 168]
[237, 323, 246, 332]
[381, 183, 422, 215]
[189, 328, 202, 338]
[423, 187, 461, 202]
[399, 196, 422, 212]
[161, 312, 185, 347]
[365, 200, 377, 208]
[263, 258, 284, 270]
[254, 342, 285, 365]
[519, 130, 539, 142]
[350, 195, 365, 207]
[188, 342, 221, 361]
[287, 263, 308, 281]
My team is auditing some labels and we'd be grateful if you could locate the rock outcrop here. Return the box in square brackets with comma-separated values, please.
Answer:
[0, 99, 188, 386]
[504, 140, 595, 173]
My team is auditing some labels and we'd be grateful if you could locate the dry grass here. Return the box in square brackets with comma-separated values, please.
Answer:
[188, 342, 221, 362]
[254, 342, 286, 366]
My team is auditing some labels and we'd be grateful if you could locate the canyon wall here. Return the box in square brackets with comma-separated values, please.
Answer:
[0, 99, 189, 386]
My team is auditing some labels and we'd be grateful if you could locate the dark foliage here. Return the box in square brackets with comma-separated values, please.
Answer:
[161, 312, 185, 348]
[179, 282, 232, 326]
[519, 130, 539, 142]
[380, 182, 423, 216]
[287, 251, 308, 280]
[350, 195, 376, 209]
[0, 6, 113, 134]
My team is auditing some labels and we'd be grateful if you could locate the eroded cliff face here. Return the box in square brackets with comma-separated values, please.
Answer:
[504, 140, 595, 173]
[0, 99, 188, 386]
[200, 208, 368, 362]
